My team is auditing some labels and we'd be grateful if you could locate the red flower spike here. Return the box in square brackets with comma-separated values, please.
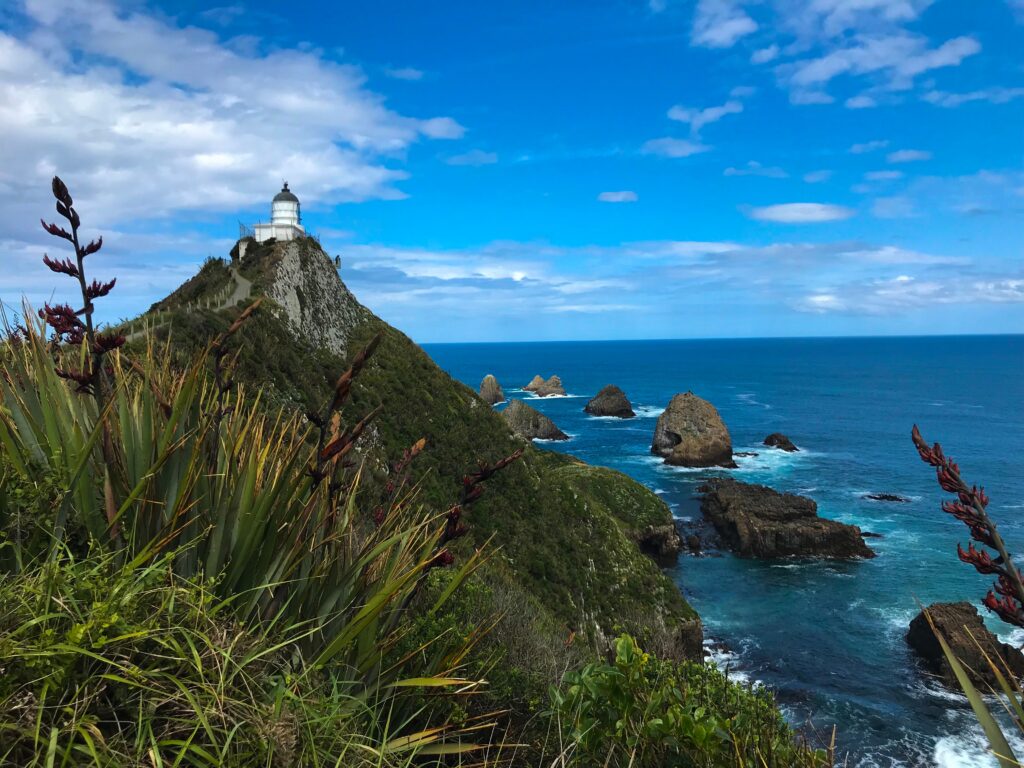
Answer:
[42, 254, 80, 277]
[41, 219, 73, 242]
[85, 278, 115, 300]
[92, 333, 125, 354]
[82, 237, 102, 256]
[983, 591, 1024, 628]
[958, 542, 1002, 575]
[937, 467, 962, 493]
[976, 487, 990, 508]
[39, 303, 85, 339]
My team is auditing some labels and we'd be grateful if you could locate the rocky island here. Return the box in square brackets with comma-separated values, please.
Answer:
[479, 374, 504, 405]
[652, 391, 736, 468]
[584, 384, 635, 418]
[907, 602, 1024, 688]
[699, 478, 875, 559]
[763, 432, 799, 452]
[503, 398, 569, 441]
[524, 374, 566, 397]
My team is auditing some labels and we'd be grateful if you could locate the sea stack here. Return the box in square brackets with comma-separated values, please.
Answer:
[524, 374, 565, 397]
[699, 478, 875, 559]
[584, 385, 635, 418]
[907, 602, 1024, 688]
[651, 392, 734, 468]
[524, 375, 546, 392]
[479, 374, 504, 405]
[503, 399, 568, 441]
[763, 433, 799, 452]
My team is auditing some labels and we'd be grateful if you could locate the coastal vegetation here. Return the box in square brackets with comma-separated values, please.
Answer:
[0, 177, 832, 765]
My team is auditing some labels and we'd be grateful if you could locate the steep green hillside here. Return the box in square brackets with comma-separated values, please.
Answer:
[136, 237, 702, 679]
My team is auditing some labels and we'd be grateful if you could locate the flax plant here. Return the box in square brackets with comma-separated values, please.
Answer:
[0, 177, 522, 763]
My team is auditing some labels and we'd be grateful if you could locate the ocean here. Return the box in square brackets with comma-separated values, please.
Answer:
[423, 335, 1024, 767]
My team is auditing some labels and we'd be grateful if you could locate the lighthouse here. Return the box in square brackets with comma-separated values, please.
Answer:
[253, 182, 305, 243]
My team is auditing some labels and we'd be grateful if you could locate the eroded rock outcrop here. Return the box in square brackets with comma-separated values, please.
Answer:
[479, 374, 504, 405]
[636, 524, 683, 566]
[699, 478, 875, 559]
[524, 375, 565, 397]
[258, 239, 370, 357]
[907, 602, 1024, 688]
[503, 399, 568, 441]
[524, 375, 546, 392]
[651, 392, 735, 468]
[763, 433, 799, 452]
[585, 385, 635, 418]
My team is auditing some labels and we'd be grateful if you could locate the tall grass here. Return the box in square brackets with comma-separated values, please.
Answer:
[0, 174, 521, 763]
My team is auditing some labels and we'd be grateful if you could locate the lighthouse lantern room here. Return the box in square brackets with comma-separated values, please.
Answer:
[253, 182, 305, 243]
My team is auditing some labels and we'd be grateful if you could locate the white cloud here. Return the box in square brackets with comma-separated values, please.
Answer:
[384, 66, 425, 81]
[803, 170, 833, 183]
[751, 45, 780, 64]
[597, 191, 639, 203]
[691, 0, 758, 48]
[329, 236, 1007, 339]
[845, 94, 877, 108]
[786, 34, 980, 92]
[922, 87, 1024, 107]
[777, 0, 935, 40]
[445, 150, 499, 166]
[668, 100, 744, 136]
[747, 203, 855, 223]
[0, 0, 464, 234]
[724, 161, 787, 178]
[850, 139, 890, 154]
[641, 137, 711, 158]
[865, 170, 903, 181]
[887, 149, 932, 163]
[794, 274, 1024, 315]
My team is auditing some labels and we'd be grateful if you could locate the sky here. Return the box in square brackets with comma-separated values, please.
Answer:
[0, 0, 1022, 342]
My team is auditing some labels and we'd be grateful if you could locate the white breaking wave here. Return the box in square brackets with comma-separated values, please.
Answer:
[703, 641, 754, 685]
[736, 392, 772, 410]
[634, 405, 665, 418]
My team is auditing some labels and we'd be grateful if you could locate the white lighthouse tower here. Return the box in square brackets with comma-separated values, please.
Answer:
[253, 182, 305, 243]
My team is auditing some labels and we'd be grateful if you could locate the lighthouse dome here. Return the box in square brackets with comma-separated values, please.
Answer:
[273, 182, 299, 204]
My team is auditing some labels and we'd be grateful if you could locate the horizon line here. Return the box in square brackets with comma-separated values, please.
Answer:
[418, 331, 1024, 345]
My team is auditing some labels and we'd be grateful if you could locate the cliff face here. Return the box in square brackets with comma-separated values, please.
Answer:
[144, 236, 701, 664]
[247, 238, 369, 358]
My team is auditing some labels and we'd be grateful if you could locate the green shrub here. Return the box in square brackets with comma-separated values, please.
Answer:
[0, 549, 488, 767]
[550, 634, 828, 768]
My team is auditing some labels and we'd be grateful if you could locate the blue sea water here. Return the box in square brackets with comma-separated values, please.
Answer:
[423, 335, 1024, 767]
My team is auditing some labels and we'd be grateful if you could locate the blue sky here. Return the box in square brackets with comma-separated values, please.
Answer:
[1, 0, 1022, 342]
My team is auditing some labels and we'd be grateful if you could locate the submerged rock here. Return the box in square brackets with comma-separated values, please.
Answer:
[763, 433, 799, 452]
[699, 478, 875, 559]
[651, 392, 735, 468]
[479, 374, 504, 405]
[585, 385, 635, 418]
[503, 399, 568, 441]
[863, 493, 911, 503]
[907, 602, 1024, 689]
